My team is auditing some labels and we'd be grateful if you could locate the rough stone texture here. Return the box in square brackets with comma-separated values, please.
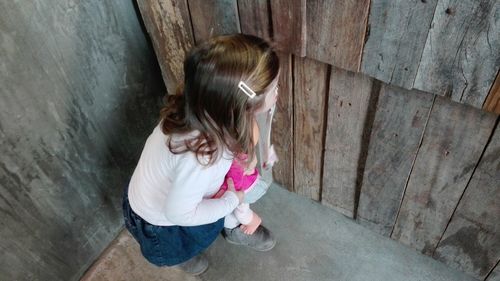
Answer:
[82, 185, 478, 281]
[0, 1, 164, 280]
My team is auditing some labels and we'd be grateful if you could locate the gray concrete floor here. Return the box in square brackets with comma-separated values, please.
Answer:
[81, 184, 478, 281]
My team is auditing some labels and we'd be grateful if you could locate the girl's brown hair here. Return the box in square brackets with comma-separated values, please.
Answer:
[160, 34, 280, 165]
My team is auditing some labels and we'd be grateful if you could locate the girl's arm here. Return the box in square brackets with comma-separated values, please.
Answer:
[163, 155, 241, 226]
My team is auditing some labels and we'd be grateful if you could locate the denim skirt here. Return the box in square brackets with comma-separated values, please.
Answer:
[122, 185, 224, 266]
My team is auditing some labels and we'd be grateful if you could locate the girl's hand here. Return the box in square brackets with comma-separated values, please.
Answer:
[226, 178, 244, 203]
[244, 154, 258, 175]
[240, 212, 262, 235]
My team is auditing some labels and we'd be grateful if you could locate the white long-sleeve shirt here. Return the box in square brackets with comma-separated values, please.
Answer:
[128, 124, 240, 226]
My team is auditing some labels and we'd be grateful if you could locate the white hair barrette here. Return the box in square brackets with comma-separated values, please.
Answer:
[238, 81, 256, 99]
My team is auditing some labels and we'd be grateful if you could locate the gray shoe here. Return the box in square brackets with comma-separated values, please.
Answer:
[222, 225, 276, 251]
[174, 254, 208, 275]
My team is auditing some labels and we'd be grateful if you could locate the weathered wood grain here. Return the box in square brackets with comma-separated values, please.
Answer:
[414, 0, 500, 109]
[136, 0, 194, 95]
[306, 0, 370, 72]
[187, 0, 240, 44]
[486, 261, 500, 281]
[322, 68, 377, 218]
[270, 0, 306, 56]
[272, 52, 294, 191]
[0, 0, 163, 280]
[391, 96, 497, 255]
[361, 0, 438, 89]
[432, 120, 500, 279]
[484, 70, 500, 115]
[237, 0, 271, 41]
[357, 86, 434, 236]
[293, 57, 329, 201]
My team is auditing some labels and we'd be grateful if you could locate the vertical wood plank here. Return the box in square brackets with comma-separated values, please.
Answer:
[306, 0, 370, 72]
[391, 96, 497, 255]
[322, 68, 376, 218]
[237, 0, 271, 41]
[136, 0, 194, 95]
[272, 52, 294, 191]
[187, 0, 240, 44]
[413, 0, 500, 109]
[483, 70, 500, 115]
[357, 86, 434, 236]
[270, 0, 306, 56]
[361, 0, 438, 89]
[433, 121, 500, 279]
[486, 261, 500, 281]
[293, 57, 329, 201]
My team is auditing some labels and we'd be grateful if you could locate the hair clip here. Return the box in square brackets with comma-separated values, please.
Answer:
[238, 81, 256, 99]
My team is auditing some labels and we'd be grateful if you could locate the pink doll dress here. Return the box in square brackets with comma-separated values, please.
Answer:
[212, 154, 258, 199]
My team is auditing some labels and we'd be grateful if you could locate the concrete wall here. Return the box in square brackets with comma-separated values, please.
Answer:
[0, 1, 164, 280]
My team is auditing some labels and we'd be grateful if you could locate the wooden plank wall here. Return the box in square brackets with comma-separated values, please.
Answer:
[413, 0, 500, 108]
[136, 0, 194, 95]
[322, 69, 376, 217]
[137, 1, 500, 279]
[293, 57, 329, 201]
[433, 124, 500, 279]
[306, 0, 370, 72]
[391, 97, 497, 254]
[361, 0, 438, 89]
[357, 86, 434, 235]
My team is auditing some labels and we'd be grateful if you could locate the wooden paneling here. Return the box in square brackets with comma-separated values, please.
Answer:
[293, 57, 329, 201]
[322, 68, 377, 218]
[187, 0, 240, 44]
[270, 0, 306, 56]
[433, 121, 500, 279]
[413, 0, 500, 109]
[306, 0, 370, 72]
[272, 52, 294, 191]
[357, 86, 434, 236]
[484, 71, 500, 115]
[237, 0, 271, 41]
[361, 0, 438, 89]
[136, 0, 194, 95]
[391, 96, 497, 255]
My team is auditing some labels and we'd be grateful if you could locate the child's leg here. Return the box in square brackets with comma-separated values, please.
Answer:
[233, 203, 253, 225]
[243, 177, 271, 204]
[224, 212, 239, 229]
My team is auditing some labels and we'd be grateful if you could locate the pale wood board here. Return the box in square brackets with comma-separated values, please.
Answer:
[413, 0, 500, 109]
[483, 70, 500, 115]
[293, 57, 329, 201]
[237, 0, 271, 41]
[322, 68, 375, 218]
[391, 96, 498, 255]
[270, 0, 306, 56]
[306, 0, 370, 72]
[361, 0, 438, 89]
[136, 0, 194, 95]
[357, 86, 434, 236]
[187, 0, 240, 44]
[433, 120, 500, 279]
[272, 52, 294, 191]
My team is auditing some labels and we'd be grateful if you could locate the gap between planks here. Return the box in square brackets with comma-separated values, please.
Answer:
[389, 94, 437, 237]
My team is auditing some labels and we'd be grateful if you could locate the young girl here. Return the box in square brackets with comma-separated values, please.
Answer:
[122, 34, 280, 275]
